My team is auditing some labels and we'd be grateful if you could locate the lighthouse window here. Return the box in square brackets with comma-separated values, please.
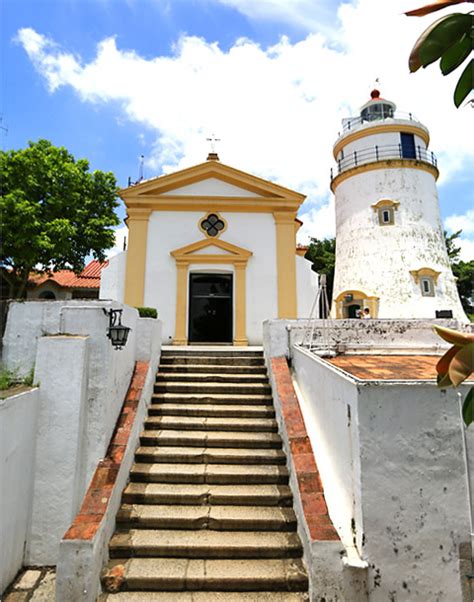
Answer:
[420, 277, 435, 297]
[378, 207, 395, 225]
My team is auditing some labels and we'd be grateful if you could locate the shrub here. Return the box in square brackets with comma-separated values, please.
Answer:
[136, 306, 158, 319]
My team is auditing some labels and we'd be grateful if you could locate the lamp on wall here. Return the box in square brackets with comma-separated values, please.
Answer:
[103, 308, 131, 350]
[344, 294, 353, 302]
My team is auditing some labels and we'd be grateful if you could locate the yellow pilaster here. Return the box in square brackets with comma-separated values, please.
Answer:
[174, 261, 188, 345]
[234, 263, 248, 346]
[124, 209, 151, 307]
[274, 212, 297, 318]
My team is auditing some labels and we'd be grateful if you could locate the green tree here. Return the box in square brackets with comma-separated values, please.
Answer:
[0, 139, 120, 298]
[444, 229, 474, 314]
[304, 237, 336, 306]
[406, 1, 473, 107]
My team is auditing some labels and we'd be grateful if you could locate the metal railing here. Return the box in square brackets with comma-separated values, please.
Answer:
[331, 144, 437, 179]
[341, 111, 418, 133]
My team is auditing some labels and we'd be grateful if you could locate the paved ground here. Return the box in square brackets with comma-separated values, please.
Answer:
[2, 568, 55, 601]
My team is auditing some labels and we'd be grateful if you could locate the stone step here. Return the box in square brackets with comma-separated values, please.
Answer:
[102, 558, 307, 593]
[109, 529, 303, 559]
[159, 364, 267, 374]
[100, 590, 308, 601]
[160, 356, 265, 367]
[152, 393, 273, 406]
[122, 483, 294, 507]
[154, 382, 272, 395]
[148, 403, 275, 418]
[130, 463, 289, 485]
[161, 349, 263, 358]
[156, 372, 269, 384]
[134, 446, 286, 465]
[144, 416, 278, 433]
[116, 505, 297, 531]
[139, 429, 282, 449]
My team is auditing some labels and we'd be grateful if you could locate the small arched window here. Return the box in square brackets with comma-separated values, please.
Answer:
[39, 290, 56, 300]
[410, 268, 440, 297]
[371, 199, 399, 226]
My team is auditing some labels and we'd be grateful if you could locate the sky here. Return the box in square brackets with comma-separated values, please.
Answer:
[2, 0, 473, 259]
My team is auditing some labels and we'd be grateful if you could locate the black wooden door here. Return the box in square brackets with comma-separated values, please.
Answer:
[188, 274, 233, 343]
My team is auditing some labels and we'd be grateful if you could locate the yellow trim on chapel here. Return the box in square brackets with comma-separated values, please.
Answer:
[409, 267, 441, 285]
[333, 123, 430, 160]
[330, 159, 439, 192]
[124, 208, 151, 307]
[274, 212, 298, 318]
[170, 238, 253, 346]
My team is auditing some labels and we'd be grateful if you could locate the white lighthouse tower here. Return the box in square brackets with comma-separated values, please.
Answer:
[330, 89, 467, 322]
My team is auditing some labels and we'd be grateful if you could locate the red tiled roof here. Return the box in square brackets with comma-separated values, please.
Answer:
[28, 259, 108, 290]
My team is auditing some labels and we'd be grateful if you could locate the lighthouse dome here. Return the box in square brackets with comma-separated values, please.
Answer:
[360, 89, 396, 123]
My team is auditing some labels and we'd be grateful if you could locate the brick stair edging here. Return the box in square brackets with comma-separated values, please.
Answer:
[267, 355, 347, 600]
[55, 359, 158, 602]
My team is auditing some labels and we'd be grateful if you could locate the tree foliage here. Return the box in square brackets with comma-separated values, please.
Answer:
[406, 1, 473, 107]
[444, 230, 474, 314]
[0, 139, 120, 298]
[304, 237, 336, 305]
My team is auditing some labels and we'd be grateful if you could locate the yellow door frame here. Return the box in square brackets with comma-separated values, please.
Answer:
[170, 238, 253, 346]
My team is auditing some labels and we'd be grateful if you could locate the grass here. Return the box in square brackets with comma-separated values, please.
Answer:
[0, 367, 35, 391]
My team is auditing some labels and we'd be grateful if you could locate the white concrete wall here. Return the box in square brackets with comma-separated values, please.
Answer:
[56, 320, 163, 602]
[332, 166, 466, 321]
[296, 255, 318, 319]
[144, 210, 278, 344]
[100, 251, 126, 303]
[291, 344, 472, 601]
[292, 346, 363, 554]
[0, 388, 40, 594]
[26, 336, 89, 565]
[2, 300, 138, 484]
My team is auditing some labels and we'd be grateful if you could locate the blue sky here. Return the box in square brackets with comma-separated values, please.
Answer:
[2, 0, 473, 258]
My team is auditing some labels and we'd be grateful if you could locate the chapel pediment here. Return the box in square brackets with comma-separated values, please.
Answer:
[170, 237, 253, 264]
[120, 160, 305, 213]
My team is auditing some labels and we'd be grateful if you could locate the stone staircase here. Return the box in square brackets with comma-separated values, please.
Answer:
[100, 347, 309, 601]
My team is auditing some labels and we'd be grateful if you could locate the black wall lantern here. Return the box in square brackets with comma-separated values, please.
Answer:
[103, 308, 131, 350]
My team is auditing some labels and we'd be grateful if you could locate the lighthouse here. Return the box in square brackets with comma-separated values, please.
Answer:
[330, 89, 467, 322]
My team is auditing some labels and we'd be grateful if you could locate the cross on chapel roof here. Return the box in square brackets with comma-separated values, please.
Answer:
[206, 134, 220, 161]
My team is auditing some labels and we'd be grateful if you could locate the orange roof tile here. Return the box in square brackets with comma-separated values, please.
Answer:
[28, 260, 108, 290]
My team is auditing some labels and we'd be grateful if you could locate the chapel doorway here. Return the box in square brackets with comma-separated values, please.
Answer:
[188, 274, 233, 343]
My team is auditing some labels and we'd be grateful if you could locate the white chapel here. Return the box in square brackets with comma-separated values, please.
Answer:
[100, 154, 317, 345]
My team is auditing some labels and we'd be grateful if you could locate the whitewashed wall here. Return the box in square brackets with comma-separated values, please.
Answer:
[100, 251, 126, 303]
[296, 256, 318, 319]
[3, 300, 138, 483]
[0, 388, 40, 594]
[144, 210, 279, 344]
[291, 346, 472, 601]
[292, 347, 363, 554]
[26, 336, 89, 565]
[332, 167, 466, 321]
[1, 302, 163, 573]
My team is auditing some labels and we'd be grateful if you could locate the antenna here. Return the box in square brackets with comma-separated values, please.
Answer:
[0, 116, 8, 150]
[128, 155, 145, 187]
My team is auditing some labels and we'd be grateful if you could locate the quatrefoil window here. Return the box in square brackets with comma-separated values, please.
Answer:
[200, 213, 226, 237]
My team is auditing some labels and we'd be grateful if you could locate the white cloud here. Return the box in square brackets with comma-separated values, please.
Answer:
[445, 210, 474, 261]
[445, 209, 474, 237]
[16, 0, 474, 241]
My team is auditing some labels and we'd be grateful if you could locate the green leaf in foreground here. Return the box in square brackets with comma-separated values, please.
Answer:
[440, 33, 472, 75]
[454, 58, 474, 107]
[462, 387, 473, 427]
[414, 13, 472, 70]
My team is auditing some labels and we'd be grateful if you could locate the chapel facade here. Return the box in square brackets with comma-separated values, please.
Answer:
[100, 155, 317, 345]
